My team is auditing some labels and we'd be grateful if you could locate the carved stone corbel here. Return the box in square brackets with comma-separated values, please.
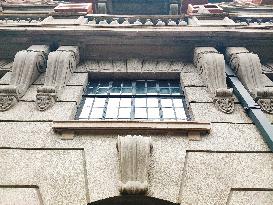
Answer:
[226, 47, 273, 114]
[0, 45, 49, 111]
[36, 46, 79, 111]
[117, 135, 153, 195]
[194, 47, 234, 113]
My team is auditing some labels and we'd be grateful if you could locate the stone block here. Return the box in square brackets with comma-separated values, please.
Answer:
[185, 87, 239, 103]
[190, 103, 252, 123]
[149, 136, 187, 203]
[33, 73, 88, 87]
[168, 62, 186, 72]
[180, 152, 273, 205]
[77, 61, 99, 72]
[0, 187, 42, 205]
[113, 60, 126, 72]
[142, 60, 156, 72]
[0, 102, 76, 121]
[127, 59, 142, 72]
[180, 72, 205, 87]
[227, 190, 273, 205]
[98, 61, 114, 72]
[189, 123, 270, 151]
[0, 149, 87, 205]
[68, 73, 88, 86]
[22, 85, 84, 103]
[83, 137, 120, 202]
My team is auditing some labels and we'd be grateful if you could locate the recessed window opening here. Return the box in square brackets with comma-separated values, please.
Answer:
[76, 79, 190, 121]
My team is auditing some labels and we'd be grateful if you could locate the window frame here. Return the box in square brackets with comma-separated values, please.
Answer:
[76, 79, 191, 121]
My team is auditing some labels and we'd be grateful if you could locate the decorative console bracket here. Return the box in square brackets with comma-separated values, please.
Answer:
[0, 45, 49, 111]
[36, 46, 79, 111]
[194, 47, 234, 113]
[226, 47, 273, 114]
[117, 135, 152, 195]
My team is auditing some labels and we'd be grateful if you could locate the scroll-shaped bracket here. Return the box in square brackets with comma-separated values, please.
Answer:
[194, 47, 234, 113]
[0, 45, 49, 111]
[226, 47, 273, 114]
[117, 135, 153, 195]
[36, 46, 79, 111]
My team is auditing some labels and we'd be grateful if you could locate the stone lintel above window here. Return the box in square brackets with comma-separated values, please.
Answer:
[52, 120, 211, 140]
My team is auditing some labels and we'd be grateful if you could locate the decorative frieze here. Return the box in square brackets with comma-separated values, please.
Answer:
[36, 46, 79, 111]
[117, 135, 153, 195]
[194, 47, 234, 113]
[226, 47, 273, 114]
[0, 45, 49, 111]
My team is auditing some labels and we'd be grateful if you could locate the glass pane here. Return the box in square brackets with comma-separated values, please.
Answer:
[147, 80, 156, 87]
[173, 99, 184, 107]
[84, 98, 94, 106]
[121, 88, 132, 95]
[135, 108, 147, 119]
[162, 108, 175, 119]
[123, 81, 132, 87]
[96, 88, 109, 95]
[161, 98, 173, 107]
[120, 98, 132, 107]
[147, 87, 158, 95]
[110, 87, 121, 95]
[86, 87, 97, 95]
[136, 80, 145, 87]
[112, 81, 121, 87]
[78, 98, 94, 118]
[147, 108, 160, 119]
[90, 108, 104, 119]
[147, 98, 158, 107]
[169, 81, 179, 87]
[160, 88, 171, 95]
[89, 81, 99, 88]
[99, 81, 110, 87]
[171, 88, 181, 95]
[105, 107, 119, 119]
[159, 81, 169, 87]
[93, 98, 106, 107]
[175, 107, 187, 120]
[135, 98, 146, 107]
[78, 107, 91, 118]
[136, 87, 146, 95]
[107, 98, 120, 107]
[118, 108, 131, 119]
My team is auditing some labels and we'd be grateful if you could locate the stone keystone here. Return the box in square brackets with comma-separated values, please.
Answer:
[117, 135, 153, 195]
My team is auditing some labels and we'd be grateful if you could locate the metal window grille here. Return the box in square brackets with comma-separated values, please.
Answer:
[76, 79, 190, 121]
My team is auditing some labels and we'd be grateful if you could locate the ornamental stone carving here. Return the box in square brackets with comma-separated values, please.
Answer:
[0, 45, 49, 111]
[117, 135, 153, 195]
[194, 47, 234, 113]
[36, 46, 79, 111]
[226, 47, 273, 114]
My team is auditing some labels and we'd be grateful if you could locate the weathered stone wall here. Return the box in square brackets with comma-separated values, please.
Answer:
[0, 59, 273, 205]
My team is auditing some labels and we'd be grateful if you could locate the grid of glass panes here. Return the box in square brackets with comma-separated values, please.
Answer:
[76, 80, 188, 120]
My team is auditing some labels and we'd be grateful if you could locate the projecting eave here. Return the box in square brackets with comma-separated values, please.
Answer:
[0, 26, 273, 61]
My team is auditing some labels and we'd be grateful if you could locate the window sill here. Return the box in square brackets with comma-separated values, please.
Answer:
[52, 120, 211, 140]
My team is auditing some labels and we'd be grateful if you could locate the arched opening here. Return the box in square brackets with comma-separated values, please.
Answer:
[88, 195, 179, 205]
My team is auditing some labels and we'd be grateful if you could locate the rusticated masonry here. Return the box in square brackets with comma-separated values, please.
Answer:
[0, 45, 49, 111]
[36, 46, 79, 111]
[226, 47, 273, 114]
[194, 47, 234, 114]
[117, 135, 153, 195]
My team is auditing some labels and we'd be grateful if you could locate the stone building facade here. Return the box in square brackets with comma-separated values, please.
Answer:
[0, 9, 273, 205]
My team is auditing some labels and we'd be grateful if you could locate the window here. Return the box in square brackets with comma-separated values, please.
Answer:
[76, 79, 190, 121]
